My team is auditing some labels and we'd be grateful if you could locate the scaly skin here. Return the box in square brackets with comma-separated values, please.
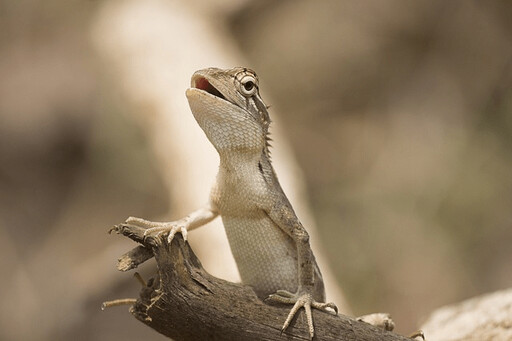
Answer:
[126, 67, 337, 339]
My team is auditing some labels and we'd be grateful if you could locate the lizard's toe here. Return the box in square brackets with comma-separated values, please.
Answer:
[275, 290, 295, 298]
[141, 222, 188, 244]
[126, 216, 166, 228]
[278, 293, 314, 339]
[141, 226, 166, 245]
[143, 226, 169, 236]
[268, 290, 333, 340]
[266, 290, 295, 302]
[167, 224, 188, 243]
[267, 290, 297, 303]
[311, 301, 338, 315]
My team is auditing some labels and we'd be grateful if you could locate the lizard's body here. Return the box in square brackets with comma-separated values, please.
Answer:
[127, 67, 336, 338]
[212, 139, 324, 301]
[213, 159, 302, 298]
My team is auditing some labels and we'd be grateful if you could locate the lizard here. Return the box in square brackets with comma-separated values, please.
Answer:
[125, 67, 356, 338]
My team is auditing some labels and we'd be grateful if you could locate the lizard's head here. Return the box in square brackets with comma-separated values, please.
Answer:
[186, 67, 271, 156]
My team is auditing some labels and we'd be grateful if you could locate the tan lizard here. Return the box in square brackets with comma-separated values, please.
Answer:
[126, 67, 390, 339]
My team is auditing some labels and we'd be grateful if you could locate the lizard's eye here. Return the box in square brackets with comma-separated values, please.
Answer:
[239, 75, 258, 97]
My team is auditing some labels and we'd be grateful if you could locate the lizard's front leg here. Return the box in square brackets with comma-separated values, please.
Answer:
[126, 204, 218, 243]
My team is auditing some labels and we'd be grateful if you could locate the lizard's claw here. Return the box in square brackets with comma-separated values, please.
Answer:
[144, 224, 188, 243]
[267, 290, 337, 339]
[125, 216, 188, 243]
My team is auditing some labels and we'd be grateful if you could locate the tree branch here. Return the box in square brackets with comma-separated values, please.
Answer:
[116, 245, 154, 272]
[109, 224, 413, 341]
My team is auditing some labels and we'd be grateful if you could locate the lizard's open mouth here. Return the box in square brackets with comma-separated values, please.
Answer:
[193, 77, 226, 101]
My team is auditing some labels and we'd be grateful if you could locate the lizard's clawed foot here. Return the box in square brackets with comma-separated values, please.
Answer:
[267, 289, 337, 339]
[125, 216, 188, 243]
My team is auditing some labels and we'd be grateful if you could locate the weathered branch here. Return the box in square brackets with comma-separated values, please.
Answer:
[109, 224, 413, 341]
[116, 245, 154, 272]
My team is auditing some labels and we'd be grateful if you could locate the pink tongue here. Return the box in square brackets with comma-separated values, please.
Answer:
[196, 77, 210, 91]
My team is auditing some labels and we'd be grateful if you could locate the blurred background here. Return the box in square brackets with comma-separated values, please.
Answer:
[1, 0, 511, 340]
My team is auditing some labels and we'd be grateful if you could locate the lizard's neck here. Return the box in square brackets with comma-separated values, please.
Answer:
[218, 150, 262, 173]
[218, 149, 279, 191]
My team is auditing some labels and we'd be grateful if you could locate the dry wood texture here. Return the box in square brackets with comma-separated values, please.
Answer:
[109, 224, 414, 341]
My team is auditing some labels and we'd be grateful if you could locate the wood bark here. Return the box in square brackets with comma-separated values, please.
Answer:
[109, 224, 413, 341]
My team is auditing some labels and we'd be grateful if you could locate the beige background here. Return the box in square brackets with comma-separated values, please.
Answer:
[1, 1, 511, 340]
